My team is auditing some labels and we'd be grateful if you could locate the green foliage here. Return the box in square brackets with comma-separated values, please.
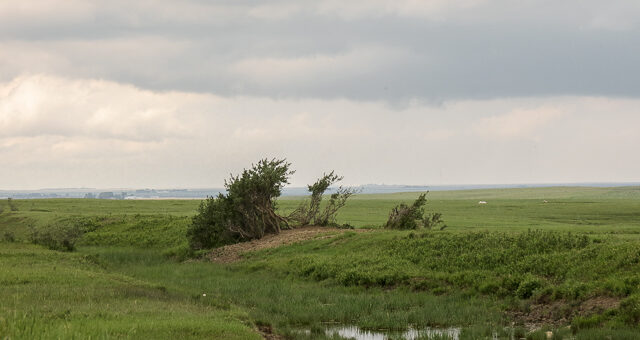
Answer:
[80, 214, 190, 248]
[289, 171, 355, 226]
[247, 229, 639, 306]
[385, 193, 427, 229]
[29, 222, 86, 251]
[516, 275, 545, 299]
[3, 230, 15, 242]
[187, 158, 293, 250]
[187, 195, 237, 249]
[619, 294, 640, 325]
[162, 244, 195, 261]
[571, 314, 607, 331]
[92, 248, 502, 335]
[385, 193, 444, 230]
[7, 197, 18, 211]
[424, 212, 444, 229]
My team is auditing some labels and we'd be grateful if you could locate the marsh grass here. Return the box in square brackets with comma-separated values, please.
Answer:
[83, 247, 505, 338]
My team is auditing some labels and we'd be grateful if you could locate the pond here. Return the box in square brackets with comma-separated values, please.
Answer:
[296, 325, 462, 340]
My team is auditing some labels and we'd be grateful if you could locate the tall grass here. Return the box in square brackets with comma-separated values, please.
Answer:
[0, 243, 260, 340]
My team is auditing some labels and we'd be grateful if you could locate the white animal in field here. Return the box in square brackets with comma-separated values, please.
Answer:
[478, 201, 487, 204]
[543, 200, 548, 203]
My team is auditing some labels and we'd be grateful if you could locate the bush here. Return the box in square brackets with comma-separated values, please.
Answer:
[288, 171, 355, 226]
[7, 198, 18, 211]
[619, 294, 640, 325]
[385, 193, 444, 230]
[29, 223, 84, 252]
[3, 231, 16, 242]
[163, 244, 195, 262]
[187, 195, 238, 249]
[187, 158, 293, 250]
[572, 314, 605, 331]
[516, 275, 545, 299]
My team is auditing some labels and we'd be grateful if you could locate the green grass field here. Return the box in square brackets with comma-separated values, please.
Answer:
[2, 187, 640, 339]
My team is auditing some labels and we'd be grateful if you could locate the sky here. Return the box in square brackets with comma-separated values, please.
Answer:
[1, 0, 639, 190]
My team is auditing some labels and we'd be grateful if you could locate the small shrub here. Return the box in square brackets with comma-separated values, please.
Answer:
[572, 314, 605, 331]
[288, 171, 356, 227]
[329, 222, 354, 229]
[187, 195, 239, 250]
[7, 198, 18, 211]
[385, 193, 444, 230]
[162, 244, 195, 262]
[30, 223, 84, 252]
[479, 281, 500, 295]
[553, 281, 589, 300]
[516, 275, 544, 299]
[501, 275, 522, 294]
[3, 231, 16, 242]
[619, 294, 640, 325]
[423, 212, 444, 229]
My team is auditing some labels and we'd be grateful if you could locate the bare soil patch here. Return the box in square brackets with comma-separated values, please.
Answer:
[207, 226, 370, 264]
[510, 296, 620, 330]
[256, 324, 284, 340]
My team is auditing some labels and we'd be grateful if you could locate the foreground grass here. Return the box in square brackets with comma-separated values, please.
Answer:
[85, 247, 506, 339]
[0, 243, 260, 340]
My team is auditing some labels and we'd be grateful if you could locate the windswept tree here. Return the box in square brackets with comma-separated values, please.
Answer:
[385, 192, 445, 230]
[187, 158, 294, 250]
[288, 171, 356, 226]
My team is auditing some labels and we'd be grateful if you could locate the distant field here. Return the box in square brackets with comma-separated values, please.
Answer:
[4, 186, 640, 234]
[2, 186, 640, 339]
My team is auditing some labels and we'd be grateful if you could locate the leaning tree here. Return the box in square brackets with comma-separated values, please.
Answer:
[187, 158, 294, 250]
[288, 171, 356, 227]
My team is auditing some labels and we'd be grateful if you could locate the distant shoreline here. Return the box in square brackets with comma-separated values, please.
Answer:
[1, 183, 639, 200]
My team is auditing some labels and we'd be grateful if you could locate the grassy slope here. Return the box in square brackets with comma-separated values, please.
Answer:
[243, 230, 640, 299]
[2, 186, 640, 339]
[0, 244, 260, 340]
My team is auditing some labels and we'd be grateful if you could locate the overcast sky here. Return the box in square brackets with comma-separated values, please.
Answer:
[1, 0, 639, 190]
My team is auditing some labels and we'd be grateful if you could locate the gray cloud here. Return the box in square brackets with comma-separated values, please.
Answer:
[1, 0, 639, 102]
[1, 2, 639, 189]
[1, 75, 639, 189]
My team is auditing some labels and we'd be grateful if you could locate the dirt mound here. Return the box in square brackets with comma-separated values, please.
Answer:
[207, 226, 369, 263]
[511, 296, 620, 330]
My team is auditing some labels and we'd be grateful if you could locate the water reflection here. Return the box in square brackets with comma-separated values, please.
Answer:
[323, 325, 461, 340]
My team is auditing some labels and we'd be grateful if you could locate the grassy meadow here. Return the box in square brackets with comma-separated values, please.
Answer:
[2, 187, 640, 339]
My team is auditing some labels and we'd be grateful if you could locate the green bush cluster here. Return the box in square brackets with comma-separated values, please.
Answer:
[7, 197, 19, 211]
[257, 230, 640, 303]
[81, 214, 189, 248]
[3, 231, 16, 242]
[385, 193, 444, 230]
[187, 159, 293, 250]
[28, 216, 104, 251]
[515, 275, 544, 299]
[187, 195, 239, 249]
[619, 294, 640, 325]
[29, 223, 84, 252]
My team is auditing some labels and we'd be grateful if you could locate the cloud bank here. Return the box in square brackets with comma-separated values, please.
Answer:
[1, 75, 639, 189]
[1, 0, 639, 102]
